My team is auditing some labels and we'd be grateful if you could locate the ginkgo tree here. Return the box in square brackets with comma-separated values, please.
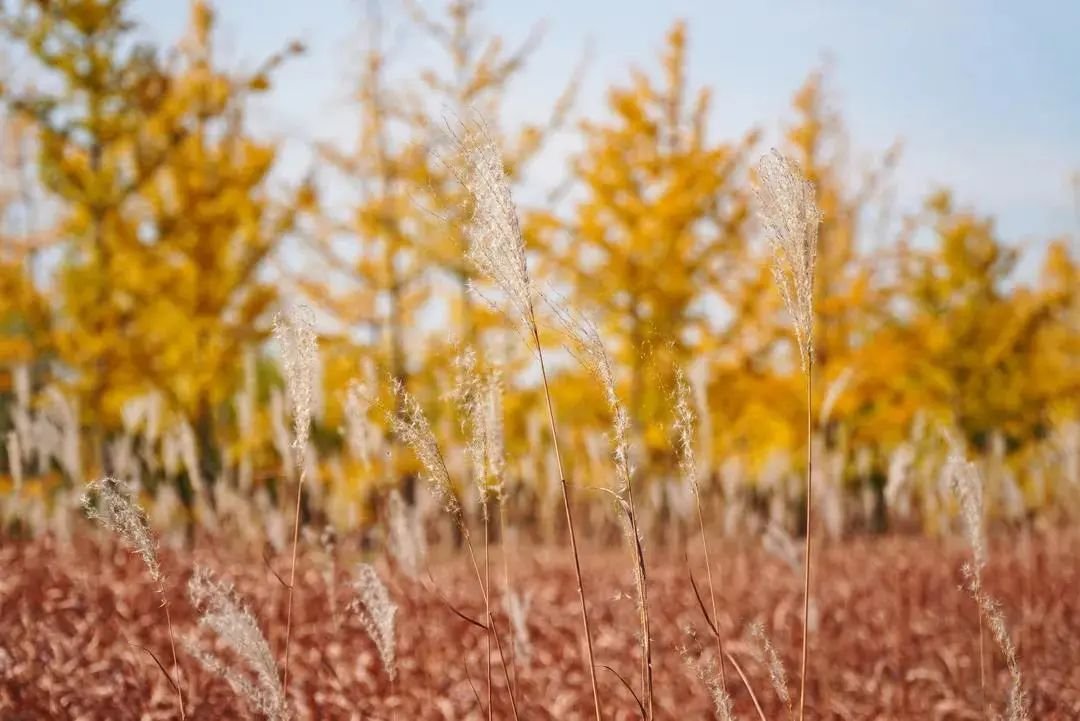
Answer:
[5, 0, 304, 480]
[543, 21, 756, 463]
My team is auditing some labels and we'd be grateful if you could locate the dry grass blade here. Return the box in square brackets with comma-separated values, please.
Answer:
[725, 652, 769, 721]
[126, 638, 182, 697]
[600, 664, 647, 720]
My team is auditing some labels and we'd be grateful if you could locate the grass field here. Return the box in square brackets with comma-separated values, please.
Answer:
[3, 530, 1078, 720]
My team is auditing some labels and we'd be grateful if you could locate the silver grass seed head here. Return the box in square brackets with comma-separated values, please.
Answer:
[946, 454, 987, 573]
[753, 149, 820, 373]
[678, 626, 735, 721]
[749, 621, 791, 709]
[672, 367, 700, 497]
[348, 563, 398, 681]
[547, 300, 633, 493]
[389, 378, 460, 518]
[82, 477, 163, 587]
[273, 305, 318, 467]
[454, 348, 505, 499]
[456, 121, 535, 332]
[186, 566, 287, 720]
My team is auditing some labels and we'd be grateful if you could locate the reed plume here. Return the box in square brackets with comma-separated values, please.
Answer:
[550, 301, 654, 716]
[753, 149, 819, 721]
[679, 626, 735, 721]
[389, 376, 520, 719]
[83, 477, 185, 718]
[272, 305, 318, 693]
[348, 563, 398, 681]
[947, 454, 1028, 721]
[186, 566, 287, 720]
[453, 116, 602, 720]
[749, 621, 792, 717]
[673, 366, 728, 697]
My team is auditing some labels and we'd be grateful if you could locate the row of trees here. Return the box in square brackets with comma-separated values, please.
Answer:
[1, 0, 1078, 529]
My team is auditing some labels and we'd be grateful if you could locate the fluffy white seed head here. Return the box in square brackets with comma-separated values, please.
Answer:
[753, 149, 820, 373]
[749, 621, 791, 710]
[678, 625, 735, 721]
[186, 566, 287, 720]
[503, 589, 533, 663]
[273, 305, 318, 469]
[348, 563, 398, 681]
[82, 477, 163, 587]
[454, 348, 505, 502]
[946, 454, 986, 572]
[455, 120, 535, 332]
[672, 367, 700, 498]
[547, 300, 633, 494]
[388, 378, 460, 519]
[386, 489, 426, 579]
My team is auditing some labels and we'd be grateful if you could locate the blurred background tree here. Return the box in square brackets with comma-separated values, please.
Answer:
[0, 0, 1077, 536]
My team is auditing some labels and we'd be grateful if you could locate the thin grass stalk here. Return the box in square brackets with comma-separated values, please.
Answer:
[485, 497, 493, 721]
[676, 368, 728, 698]
[696, 501, 727, 696]
[499, 498, 520, 693]
[798, 374, 812, 721]
[462, 527, 521, 721]
[623, 480, 654, 718]
[532, 323, 604, 721]
[163, 601, 186, 719]
[282, 471, 304, 692]
[979, 612, 987, 714]
[752, 149, 819, 721]
[726, 652, 768, 721]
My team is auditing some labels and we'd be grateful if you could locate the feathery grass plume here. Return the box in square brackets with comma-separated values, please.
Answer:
[947, 454, 1028, 720]
[82, 477, 185, 718]
[752, 149, 819, 374]
[749, 621, 792, 716]
[273, 304, 319, 693]
[388, 373, 520, 719]
[343, 379, 377, 468]
[389, 377, 460, 519]
[678, 626, 735, 721]
[453, 345, 501, 717]
[455, 350, 507, 505]
[454, 115, 600, 721]
[753, 148, 819, 721]
[82, 478, 164, 587]
[504, 589, 533, 663]
[186, 567, 287, 720]
[386, 489, 427, 579]
[672, 366, 729, 697]
[454, 118, 536, 332]
[348, 563, 398, 681]
[273, 305, 318, 466]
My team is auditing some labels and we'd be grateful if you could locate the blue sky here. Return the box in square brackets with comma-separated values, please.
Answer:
[131, 0, 1080, 268]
